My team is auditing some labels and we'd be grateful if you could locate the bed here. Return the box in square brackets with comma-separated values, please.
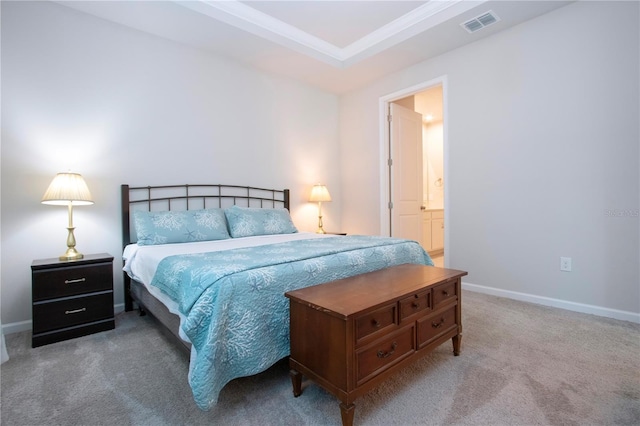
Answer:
[121, 184, 434, 410]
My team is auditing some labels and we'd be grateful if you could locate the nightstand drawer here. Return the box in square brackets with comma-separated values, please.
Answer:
[32, 291, 113, 334]
[33, 263, 112, 301]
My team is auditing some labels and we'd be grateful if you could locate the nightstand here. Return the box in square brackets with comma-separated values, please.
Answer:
[31, 253, 115, 348]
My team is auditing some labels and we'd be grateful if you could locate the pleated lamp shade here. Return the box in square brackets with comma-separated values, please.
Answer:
[309, 184, 331, 203]
[41, 172, 94, 206]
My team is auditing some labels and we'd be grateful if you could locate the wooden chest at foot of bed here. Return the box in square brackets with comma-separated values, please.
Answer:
[285, 264, 468, 426]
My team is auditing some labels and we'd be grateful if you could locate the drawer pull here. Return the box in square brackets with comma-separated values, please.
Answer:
[65, 308, 86, 315]
[412, 301, 420, 308]
[376, 342, 398, 359]
[432, 317, 445, 328]
[65, 278, 86, 284]
[372, 319, 381, 328]
[442, 290, 449, 296]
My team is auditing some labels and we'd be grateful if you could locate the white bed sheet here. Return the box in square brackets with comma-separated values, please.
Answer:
[122, 232, 328, 342]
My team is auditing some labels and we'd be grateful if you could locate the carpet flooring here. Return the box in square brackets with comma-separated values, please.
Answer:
[1, 290, 639, 425]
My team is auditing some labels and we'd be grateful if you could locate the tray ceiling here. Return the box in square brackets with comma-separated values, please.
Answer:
[56, 0, 573, 94]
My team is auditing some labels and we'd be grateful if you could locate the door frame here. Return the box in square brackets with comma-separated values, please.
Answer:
[378, 75, 449, 263]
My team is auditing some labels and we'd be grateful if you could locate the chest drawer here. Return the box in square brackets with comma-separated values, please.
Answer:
[355, 303, 397, 344]
[356, 325, 415, 386]
[33, 291, 114, 334]
[33, 263, 113, 301]
[417, 305, 457, 348]
[432, 280, 457, 308]
[399, 290, 430, 322]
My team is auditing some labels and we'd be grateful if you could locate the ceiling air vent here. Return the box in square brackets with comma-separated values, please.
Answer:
[461, 11, 500, 33]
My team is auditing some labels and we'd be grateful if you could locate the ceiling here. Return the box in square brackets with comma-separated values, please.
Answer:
[56, 0, 573, 94]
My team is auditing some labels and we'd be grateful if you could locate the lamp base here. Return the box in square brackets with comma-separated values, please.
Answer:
[59, 248, 84, 261]
[60, 226, 83, 261]
[316, 214, 326, 234]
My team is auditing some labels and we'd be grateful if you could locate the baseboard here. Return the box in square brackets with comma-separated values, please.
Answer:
[2, 303, 127, 335]
[2, 320, 32, 335]
[463, 281, 640, 324]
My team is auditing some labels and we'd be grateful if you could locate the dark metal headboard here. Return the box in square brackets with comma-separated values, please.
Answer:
[121, 184, 290, 312]
[121, 184, 290, 248]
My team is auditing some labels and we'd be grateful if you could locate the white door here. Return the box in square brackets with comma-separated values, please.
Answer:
[389, 103, 423, 245]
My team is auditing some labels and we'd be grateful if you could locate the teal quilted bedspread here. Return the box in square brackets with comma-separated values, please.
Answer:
[150, 235, 433, 409]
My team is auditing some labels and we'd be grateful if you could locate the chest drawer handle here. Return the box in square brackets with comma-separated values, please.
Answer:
[376, 342, 398, 359]
[442, 290, 449, 296]
[412, 301, 420, 308]
[432, 317, 445, 328]
[372, 319, 381, 328]
[65, 308, 86, 315]
[65, 278, 86, 284]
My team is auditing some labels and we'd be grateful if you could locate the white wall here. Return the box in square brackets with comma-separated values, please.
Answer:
[340, 1, 639, 318]
[1, 1, 341, 327]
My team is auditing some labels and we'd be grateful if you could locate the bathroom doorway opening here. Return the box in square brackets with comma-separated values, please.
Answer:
[379, 77, 447, 267]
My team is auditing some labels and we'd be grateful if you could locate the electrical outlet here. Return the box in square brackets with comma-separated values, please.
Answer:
[560, 257, 572, 272]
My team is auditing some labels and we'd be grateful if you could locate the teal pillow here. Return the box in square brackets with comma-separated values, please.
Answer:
[134, 209, 230, 245]
[224, 206, 298, 238]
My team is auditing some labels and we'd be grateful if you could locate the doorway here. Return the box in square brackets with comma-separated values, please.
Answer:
[379, 77, 447, 267]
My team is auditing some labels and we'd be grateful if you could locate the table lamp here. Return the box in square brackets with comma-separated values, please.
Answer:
[41, 172, 94, 261]
[309, 184, 331, 234]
